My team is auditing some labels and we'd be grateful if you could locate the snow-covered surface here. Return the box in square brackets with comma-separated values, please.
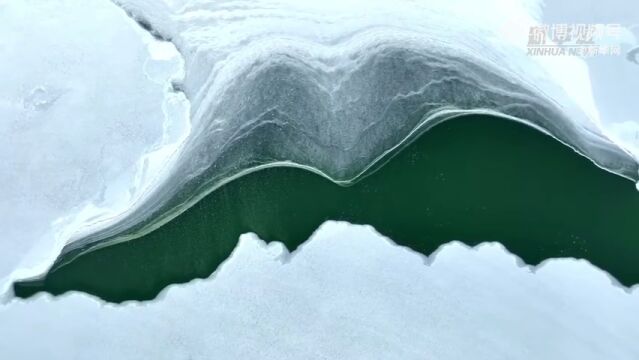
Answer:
[0, 0, 638, 312]
[1, 0, 637, 356]
[541, 0, 639, 161]
[2, 221, 638, 359]
[0, 0, 187, 292]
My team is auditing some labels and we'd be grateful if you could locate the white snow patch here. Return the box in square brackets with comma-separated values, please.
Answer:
[1, 221, 638, 359]
[0, 0, 188, 293]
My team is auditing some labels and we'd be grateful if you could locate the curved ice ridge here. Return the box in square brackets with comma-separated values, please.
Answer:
[57, 0, 638, 262]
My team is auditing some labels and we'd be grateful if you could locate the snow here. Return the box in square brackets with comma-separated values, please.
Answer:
[0, 6, 637, 357]
[0, 0, 187, 292]
[2, 221, 637, 359]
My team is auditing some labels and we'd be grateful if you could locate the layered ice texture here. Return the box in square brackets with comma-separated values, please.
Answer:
[1, 0, 639, 291]
[2, 222, 639, 359]
[76, 0, 639, 261]
[2, 1, 639, 355]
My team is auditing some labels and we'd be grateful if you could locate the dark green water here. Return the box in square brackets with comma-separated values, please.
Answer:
[15, 115, 639, 302]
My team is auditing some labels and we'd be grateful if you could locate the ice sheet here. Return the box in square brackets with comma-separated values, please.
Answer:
[0, 0, 187, 292]
[1, 0, 638, 295]
[63, 0, 639, 263]
[2, 221, 638, 359]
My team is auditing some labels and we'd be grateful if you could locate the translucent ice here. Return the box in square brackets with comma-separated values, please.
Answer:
[63, 0, 639, 262]
[1, 0, 638, 291]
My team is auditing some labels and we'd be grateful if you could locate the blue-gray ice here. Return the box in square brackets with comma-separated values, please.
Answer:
[0, 0, 638, 290]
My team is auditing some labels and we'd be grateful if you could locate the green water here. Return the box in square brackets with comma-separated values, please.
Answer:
[15, 115, 639, 302]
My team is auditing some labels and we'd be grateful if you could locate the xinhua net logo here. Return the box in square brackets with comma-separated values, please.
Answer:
[527, 23, 622, 57]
